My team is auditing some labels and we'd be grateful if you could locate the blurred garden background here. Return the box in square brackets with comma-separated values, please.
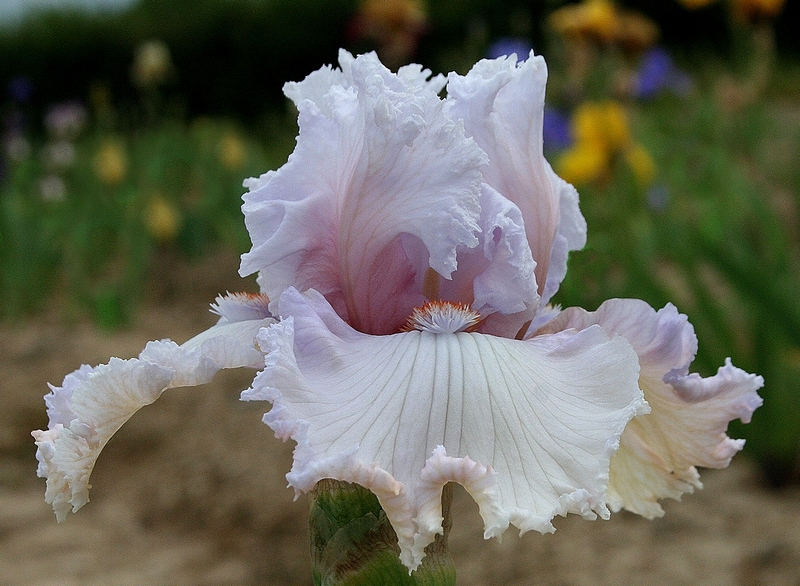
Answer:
[1, 0, 800, 583]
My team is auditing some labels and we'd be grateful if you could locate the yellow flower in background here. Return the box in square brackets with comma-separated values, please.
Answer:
[550, 0, 617, 43]
[145, 194, 181, 242]
[572, 101, 631, 152]
[624, 143, 656, 186]
[558, 101, 655, 187]
[131, 39, 174, 88]
[558, 143, 609, 186]
[549, 0, 658, 51]
[93, 140, 127, 186]
[219, 132, 246, 170]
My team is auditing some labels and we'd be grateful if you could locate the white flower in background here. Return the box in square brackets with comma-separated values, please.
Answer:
[44, 101, 87, 140]
[3, 132, 31, 162]
[33, 50, 762, 573]
[39, 174, 67, 202]
[43, 140, 77, 171]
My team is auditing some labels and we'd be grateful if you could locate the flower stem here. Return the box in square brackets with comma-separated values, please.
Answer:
[309, 479, 456, 586]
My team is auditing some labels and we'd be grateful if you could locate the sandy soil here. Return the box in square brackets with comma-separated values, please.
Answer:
[2, 250, 799, 586]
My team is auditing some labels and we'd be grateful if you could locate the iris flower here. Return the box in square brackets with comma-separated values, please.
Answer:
[33, 50, 762, 573]
[558, 100, 656, 187]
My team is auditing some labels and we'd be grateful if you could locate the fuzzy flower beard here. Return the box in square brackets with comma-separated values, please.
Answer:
[33, 49, 762, 575]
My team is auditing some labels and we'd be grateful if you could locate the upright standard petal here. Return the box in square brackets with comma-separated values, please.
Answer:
[445, 53, 587, 307]
[240, 50, 487, 335]
[242, 288, 647, 571]
[434, 183, 540, 337]
[32, 294, 273, 521]
[534, 299, 764, 518]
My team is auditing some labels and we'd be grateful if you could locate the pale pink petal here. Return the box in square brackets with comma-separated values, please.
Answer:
[240, 50, 486, 334]
[445, 53, 586, 306]
[437, 183, 539, 337]
[533, 299, 764, 517]
[541, 169, 585, 305]
[242, 288, 646, 570]
[32, 294, 273, 521]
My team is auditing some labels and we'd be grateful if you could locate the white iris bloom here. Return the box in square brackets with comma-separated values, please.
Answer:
[33, 50, 762, 573]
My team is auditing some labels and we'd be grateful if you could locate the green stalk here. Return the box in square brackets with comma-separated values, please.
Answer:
[309, 480, 456, 586]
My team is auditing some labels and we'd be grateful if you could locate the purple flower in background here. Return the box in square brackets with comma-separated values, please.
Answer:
[8, 76, 33, 103]
[487, 37, 533, 60]
[543, 106, 573, 152]
[646, 184, 670, 212]
[634, 47, 692, 99]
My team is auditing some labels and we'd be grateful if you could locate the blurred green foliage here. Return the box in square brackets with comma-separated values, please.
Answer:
[0, 115, 295, 327]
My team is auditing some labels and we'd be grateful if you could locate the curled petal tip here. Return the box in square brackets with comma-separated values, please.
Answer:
[540, 299, 763, 517]
[33, 297, 274, 521]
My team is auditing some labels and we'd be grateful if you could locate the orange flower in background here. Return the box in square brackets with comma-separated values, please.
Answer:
[615, 11, 660, 53]
[350, 0, 427, 67]
[676, 0, 720, 8]
[731, 0, 786, 21]
[676, 0, 785, 21]
[549, 0, 658, 51]
[359, 0, 426, 30]
[550, 0, 618, 43]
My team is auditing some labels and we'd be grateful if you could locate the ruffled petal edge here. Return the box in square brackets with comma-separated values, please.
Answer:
[33, 294, 273, 521]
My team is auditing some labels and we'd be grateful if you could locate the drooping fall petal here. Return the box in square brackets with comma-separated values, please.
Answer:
[32, 293, 273, 521]
[242, 288, 647, 570]
[533, 299, 764, 517]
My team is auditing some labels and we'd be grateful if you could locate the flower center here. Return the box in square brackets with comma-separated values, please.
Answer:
[404, 301, 481, 333]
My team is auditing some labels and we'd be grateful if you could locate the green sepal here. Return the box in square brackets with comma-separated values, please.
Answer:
[309, 479, 456, 586]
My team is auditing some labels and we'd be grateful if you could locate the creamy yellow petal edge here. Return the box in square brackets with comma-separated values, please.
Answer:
[534, 299, 764, 517]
